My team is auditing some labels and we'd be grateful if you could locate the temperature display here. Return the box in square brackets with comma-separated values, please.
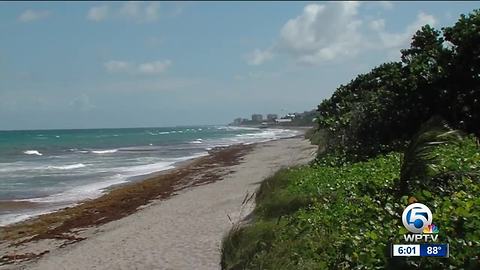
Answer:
[420, 243, 449, 257]
[392, 244, 449, 257]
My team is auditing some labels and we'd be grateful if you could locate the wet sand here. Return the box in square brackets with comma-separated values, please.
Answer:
[1, 137, 317, 270]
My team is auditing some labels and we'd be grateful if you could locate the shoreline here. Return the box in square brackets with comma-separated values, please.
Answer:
[0, 143, 254, 241]
[0, 127, 304, 228]
[0, 136, 316, 269]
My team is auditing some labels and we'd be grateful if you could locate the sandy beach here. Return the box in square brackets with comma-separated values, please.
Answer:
[1, 137, 316, 270]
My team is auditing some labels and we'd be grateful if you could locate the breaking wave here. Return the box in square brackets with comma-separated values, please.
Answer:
[24, 150, 43, 156]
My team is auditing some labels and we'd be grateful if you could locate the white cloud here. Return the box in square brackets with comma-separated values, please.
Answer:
[246, 49, 274, 66]
[138, 60, 172, 74]
[246, 2, 436, 65]
[104, 60, 171, 75]
[369, 19, 385, 31]
[18, 9, 50, 23]
[87, 5, 109, 22]
[87, 2, 160, 23]
[377, 12, 437, 50]
[245, 2, 364, 65]
[104, 60, 131, 73]
[277, 2, 364, 65]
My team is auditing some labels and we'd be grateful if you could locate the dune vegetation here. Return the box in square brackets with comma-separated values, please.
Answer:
[221, 9, 480, 270]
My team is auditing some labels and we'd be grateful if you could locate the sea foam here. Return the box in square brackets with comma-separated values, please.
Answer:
[15, 175, 130, 204]
[47, 163, 87, 170]
[24, 150, 43, 156]
[91, 149, 118, 154]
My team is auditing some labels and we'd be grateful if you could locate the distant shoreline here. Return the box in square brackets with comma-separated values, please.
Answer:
[228, 124, 313, 130]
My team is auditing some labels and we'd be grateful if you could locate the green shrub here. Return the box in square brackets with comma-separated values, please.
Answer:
[221, 9, 480, 270]
[221, 137, 480, 269]
[315, 10, 480, 161]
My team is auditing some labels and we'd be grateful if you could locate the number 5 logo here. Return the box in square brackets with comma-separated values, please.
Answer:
[402, 203, 432, 233]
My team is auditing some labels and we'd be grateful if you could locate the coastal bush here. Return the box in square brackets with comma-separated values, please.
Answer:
[221, 8, 480, 270]
[315, 10, 480, 161]
[221, 137, 480, 269]
[304, 128, 322, 146]
[254, 169, 313, 218]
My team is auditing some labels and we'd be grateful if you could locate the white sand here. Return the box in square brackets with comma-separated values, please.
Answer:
[15, 138, 317, 270]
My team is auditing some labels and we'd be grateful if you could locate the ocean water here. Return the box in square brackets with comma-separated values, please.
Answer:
[0, 126, 299, 226]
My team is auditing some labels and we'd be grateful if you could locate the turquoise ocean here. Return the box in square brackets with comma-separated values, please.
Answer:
[0, 126, 298, 226]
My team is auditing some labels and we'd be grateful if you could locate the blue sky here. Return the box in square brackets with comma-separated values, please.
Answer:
[0, 1, 478, 130]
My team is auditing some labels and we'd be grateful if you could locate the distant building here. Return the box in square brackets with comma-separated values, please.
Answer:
[251, 114, 263, 122]
[276, 118, 292, 123]
[267, 114, 278, 121]
[233, 118, 243, 125]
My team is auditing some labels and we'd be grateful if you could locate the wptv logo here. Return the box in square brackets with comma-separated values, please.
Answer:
[391, 202, 448, 257]
[402, 203, 439, 242]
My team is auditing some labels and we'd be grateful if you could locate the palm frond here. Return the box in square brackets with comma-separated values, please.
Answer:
[399, 116, 463, 194]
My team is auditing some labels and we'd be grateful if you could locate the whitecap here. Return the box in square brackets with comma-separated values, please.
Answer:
[189, 139, 203, 144]
[46, 163, 87, 170]
[91, 149, 118, 154]
[120, 162, 175, 175]
[24, 150, 43, 156]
